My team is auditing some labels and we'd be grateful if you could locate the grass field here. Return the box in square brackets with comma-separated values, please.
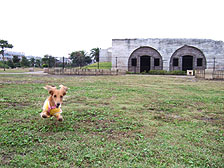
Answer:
[83, 62, 112, 69]
[0, 74, 223, 167]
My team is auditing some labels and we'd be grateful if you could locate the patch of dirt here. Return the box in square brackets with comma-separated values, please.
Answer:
[194, 116, 221, 123]
[153, 114, 187, 122]
[2, 101, 30, 110]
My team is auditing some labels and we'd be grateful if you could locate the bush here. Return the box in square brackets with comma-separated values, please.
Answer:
[148, 70, 168, 75]
[0, 61, 9, 69]
[169, 70, 186, 75]
[127, 70, 186, 75]
[42, 64, 48, 68]
[7, 60, 15, 68]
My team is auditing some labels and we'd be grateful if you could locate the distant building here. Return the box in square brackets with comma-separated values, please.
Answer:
[100, 38, 224, 72]
[26, 56, 42, 60]
[0, 51, 25, 61]
[56, 57, 72, 64]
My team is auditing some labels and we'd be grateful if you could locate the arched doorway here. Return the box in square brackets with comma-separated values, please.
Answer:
[128, 46, 162, 73]
[140, 56, 151, 72]
[170, 45, 206, 71]
[182, 56, 193, 71]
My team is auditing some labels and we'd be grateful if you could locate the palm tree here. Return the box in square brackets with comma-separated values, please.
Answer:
[90, 48, 100, 63]
[0, 40, 13, 71]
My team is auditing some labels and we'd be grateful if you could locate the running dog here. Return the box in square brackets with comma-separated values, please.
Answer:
[40, 85, 68, 121]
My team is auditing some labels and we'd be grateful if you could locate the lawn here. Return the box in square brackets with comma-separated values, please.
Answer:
[83, 62, 112, 69]
[0, 74, 223, 167]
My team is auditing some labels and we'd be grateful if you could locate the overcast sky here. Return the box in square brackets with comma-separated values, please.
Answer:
[1, 0, 224, 57]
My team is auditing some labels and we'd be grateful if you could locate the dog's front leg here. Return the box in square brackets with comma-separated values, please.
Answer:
[55, 113, 63, 121]
[40, 110, 51, 118]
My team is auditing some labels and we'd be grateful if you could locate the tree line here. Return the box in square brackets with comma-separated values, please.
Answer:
[0, 39, 100, 70]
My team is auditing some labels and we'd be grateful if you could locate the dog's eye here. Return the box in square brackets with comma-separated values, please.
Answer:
[60, 95, 63, 98]
[54, 95, 56, 98]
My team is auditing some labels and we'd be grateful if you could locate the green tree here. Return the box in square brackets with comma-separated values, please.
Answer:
[30, 58, 35, 67]
[42, 55, 49, 67]
[12, 55, 20, 64]
[90, 48, 100, 62]
[41, 55, 56, 68]
[12, 56, 20, 67]
[69, 50, 91, 67]
[35, 59, 41, 67]
[0, 39, 13, 71]
[20, 56, 30, 67]
[85, 56, 92, 65]
[7, 59, 15, 68]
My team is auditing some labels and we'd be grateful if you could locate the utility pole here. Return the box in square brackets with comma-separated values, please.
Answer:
[63, 56, 65, 69]
[116, 57, 117, 69]
[213, 57, 216, 71]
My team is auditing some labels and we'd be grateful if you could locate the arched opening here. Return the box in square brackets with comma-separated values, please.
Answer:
[128, 46, 162, 73]
[170, 45, 206, 71]
[140, 56, 151, 72]
[182, 56, 193, 71]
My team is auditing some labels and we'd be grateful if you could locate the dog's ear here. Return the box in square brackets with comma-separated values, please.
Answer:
[59, 85, 68, 96]
[44, 85, 56, 95]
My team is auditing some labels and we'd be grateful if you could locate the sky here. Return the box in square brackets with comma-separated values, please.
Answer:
[1, 0, 224, 57]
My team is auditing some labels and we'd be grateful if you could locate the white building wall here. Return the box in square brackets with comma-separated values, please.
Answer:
[112, 38, 224, 71]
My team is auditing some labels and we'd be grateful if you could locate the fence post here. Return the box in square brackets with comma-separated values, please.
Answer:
[116, 57, 117, 69]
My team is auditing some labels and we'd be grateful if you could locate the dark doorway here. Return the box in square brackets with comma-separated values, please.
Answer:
[140, 56, 150, 72]
[182, 56, 193, 71]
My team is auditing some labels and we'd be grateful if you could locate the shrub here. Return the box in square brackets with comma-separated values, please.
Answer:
[148, 70, 168, 75]
[169, 70, 186, 75]
[128, 70, 186, 75]
[0, 61, 9, 69]
[7, 60, 15, 68]
[42, 64, 48, 68]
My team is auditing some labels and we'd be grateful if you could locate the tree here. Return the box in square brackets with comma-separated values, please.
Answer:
[30, 58, 35, 67]
[20, 56, 30, 67]
[90, 48, 100, 62]
[42, 55, 49, 67]
[7, 59, 15, 68]
[41, 55, 56, 68]
[69, 50, 90, 67]
[85, 56, 92, 65]
[12, 55, 20, 64]
[0, 40, 13, 71]
[35, 59, 41, 67]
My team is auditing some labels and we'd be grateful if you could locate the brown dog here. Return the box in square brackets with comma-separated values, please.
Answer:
[40, 85, 68, 121]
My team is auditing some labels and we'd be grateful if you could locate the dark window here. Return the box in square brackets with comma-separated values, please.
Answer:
[131, 58, 137, 66]
[197, 58, 203, 66]
[173, 58, 178, 66]
[154, 58, 160, 66]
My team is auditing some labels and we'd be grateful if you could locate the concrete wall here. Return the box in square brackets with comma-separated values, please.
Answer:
[112, 38, 224, 71]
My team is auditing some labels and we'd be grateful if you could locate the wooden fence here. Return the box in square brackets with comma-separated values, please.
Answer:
[195, 69, 224, 80]
[44, 68, 126, 76]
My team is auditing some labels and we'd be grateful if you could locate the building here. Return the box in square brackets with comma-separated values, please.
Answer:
[100, 38, 224, 72]
[0, 51, 25, 61]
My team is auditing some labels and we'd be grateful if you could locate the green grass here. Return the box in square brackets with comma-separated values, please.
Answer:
[83, 62, 112, 69]
[0, 74, 223, 167]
